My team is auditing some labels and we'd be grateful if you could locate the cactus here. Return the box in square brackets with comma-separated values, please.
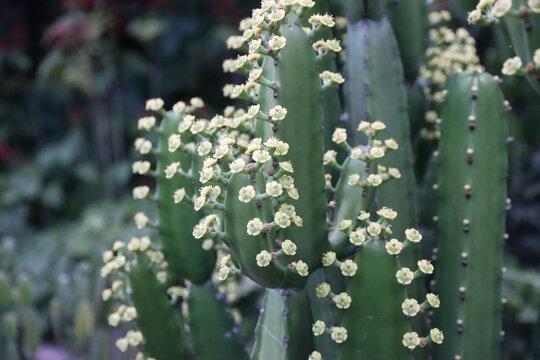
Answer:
[98, 1, 519, 360]
[434, 72, 508, 359]
[468, 0, 540, 94]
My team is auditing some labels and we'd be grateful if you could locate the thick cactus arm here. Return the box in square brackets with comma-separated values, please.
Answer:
[434, 72, 508, 360]
[251, 289, 314, 360]
[128, 255, 188, 360]
[157, 113, 215, 284]
[188, 283, 247, 360]
[337, 240, 413, 360]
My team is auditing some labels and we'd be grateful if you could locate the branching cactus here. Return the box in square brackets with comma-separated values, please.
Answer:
[467, 0, 540, 94]
[98, 1, 456, 359]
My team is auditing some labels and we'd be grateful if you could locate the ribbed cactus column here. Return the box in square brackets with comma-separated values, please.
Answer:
[155, 110, 216, 283]
[251, 289, 314, 360]
[188, 283, 247, 360]
[434, 72, 508, 360]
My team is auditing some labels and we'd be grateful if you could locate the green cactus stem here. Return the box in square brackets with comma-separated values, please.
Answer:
[388, 0, 428, 82]
[188, 283, 248, 360]
[156, 113, 216, 284]
[128, 255, 188, 359]
[337, 240, 413, 360]
[434, 72, 508, 360]
[251, 288, 314, 360]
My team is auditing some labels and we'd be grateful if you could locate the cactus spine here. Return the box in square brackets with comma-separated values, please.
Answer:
[434, 72, 508, 360]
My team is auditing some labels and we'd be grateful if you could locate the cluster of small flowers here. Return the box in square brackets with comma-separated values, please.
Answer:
[469, 0, 540, 26]
[324, 121, 401, 189]
[501, 49, 540, 76]
[402, 328, 444, 350]
[419, 13, 481, 140]
[468, 0, 513, 24]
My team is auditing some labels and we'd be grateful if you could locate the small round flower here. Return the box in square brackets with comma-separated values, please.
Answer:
[369, 146, 385, 158]
[330, 327, 348, 343]
[164, 162, 181, 179]
[430, 328, 444, 344]
[385, 138, 399, 150]
[218, 266, 230, 281]
[385, 239, 403, 255]
[350, 147, 363, 159]
[349, 228, 366, 246]
[168, 134, 182, 152]
[247, 218, 264, 236]
[338, 219, 352, 231]
[173, 188, 186, 203]
[502, 56, 522, 75]
[312, 320, 326, 336]
[133, 186, 150, 200]
[426, 293, 440, 308]
[340, 259, 358, 277]
[268, 35, 287, 50]
[388, 168, 401, 179]
[198, 141, 212, 156]
[377, 207, 398, 220]
[134, 212, 149, 229]
[316, 282, 331, 297]
[332, 128, 347, 144]
[266, 181, 283, 197]
[279, 161, 294, 173]
[348, 174, 360, 186]
[418, 259, 434, 274]
[122, 307, 137, 321]
[138, 116, 156, 131]
[322, 251, 336, 266]
[102, 289, 112, 301]
[357, 211, 370, 221]
[405, 228, 422, 243]
[192, 223, 207, 239]
[145, 98, 164, 111]
[323, 150, 337, 165]
[190, 97, 204, 108]
[134, 138, 152, 154]
[249, 68, 263, 82]
[178, 115, 194, 132]
[370, 120, 386, 130]
[333, 292, 352, 309]
[203, 157, 217, 169]
[269, 105, 287, 121]
[226, 35, 245, 49]
[402, 298, 421, 317]
[230, 158, 246, 173]
[116, 338, 129, 352]
[214, 144, 229, 159]
[287, 187, 300, 200]
[172, 101, 186, 113]
[296, 260, 309, 276]
[534, 48, 540, 66]
[396, 267, 415, 285]
[492, 0, 512, 17]
[402, 332, 420, 350]
[132, 160, 151, 175]
[275, 211, 292, 228]
[468, 9, 482, 24]
[108, 312, 121, 327]
[249, 39, 262, 53]
[367, 174, 382, 187]
[253, 150, 272, 163]
[238, 185, 256, 203]
[281, 239, 297, 255]
[309, 351, 322, 360]
[256, 250, 272, 267]
[367, 222, 382, 236]
[139, 236, 151, 251]
[199, 168, 214, 183]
